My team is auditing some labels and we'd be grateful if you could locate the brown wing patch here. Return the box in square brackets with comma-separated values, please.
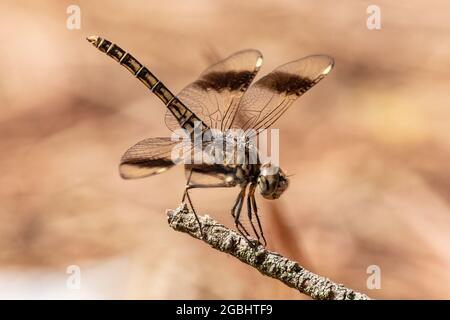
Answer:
[193, 71, 256, 91]
[256, 72, 315, 96]
[232, 55, 334, 133]
[165, 49, 263, 132]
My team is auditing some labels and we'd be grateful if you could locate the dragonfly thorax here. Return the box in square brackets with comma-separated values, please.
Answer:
[257, 164, 289, 200]
[207, 130, 258, 166]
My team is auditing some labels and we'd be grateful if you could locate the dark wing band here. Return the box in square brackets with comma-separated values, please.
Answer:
[231, 55, 334, 135]
[165, 49, 263, 132]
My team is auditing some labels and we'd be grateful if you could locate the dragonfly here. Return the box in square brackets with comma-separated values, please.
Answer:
[87, 35, 334, 246]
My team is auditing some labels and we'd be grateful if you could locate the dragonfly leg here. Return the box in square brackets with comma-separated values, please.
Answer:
[250, 185, 267, 246]
[181, 168, 256, 245]
[182, 169, 204, 238]
[182, 169, 250, 239]
[231, 188, 251, 237]
[232, 186, 258, 247]
[182, 169, 194, 203]
[247, 184, 261, 244]
[183, 178, 250, 238]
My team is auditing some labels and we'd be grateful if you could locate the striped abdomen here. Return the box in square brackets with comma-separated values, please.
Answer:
[87, 36, 207, 134]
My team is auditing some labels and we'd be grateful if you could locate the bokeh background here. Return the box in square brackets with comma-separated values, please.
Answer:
[1, 0, 449, 299]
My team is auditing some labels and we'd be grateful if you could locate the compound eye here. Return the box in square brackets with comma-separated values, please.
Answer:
[257, 176, 267, 193]
[258, 174, 280, 199]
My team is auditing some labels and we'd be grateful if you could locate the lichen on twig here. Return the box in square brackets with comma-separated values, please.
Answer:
[166, 204, 371, 300]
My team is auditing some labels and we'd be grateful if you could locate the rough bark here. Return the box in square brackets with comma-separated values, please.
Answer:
[167, 204, 371, 300]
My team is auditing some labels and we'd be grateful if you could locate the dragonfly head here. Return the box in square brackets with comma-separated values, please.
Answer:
[257, 164, 289, 200]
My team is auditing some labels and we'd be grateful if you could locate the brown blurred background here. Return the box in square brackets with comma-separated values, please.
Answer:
[0, 0, 449, 299]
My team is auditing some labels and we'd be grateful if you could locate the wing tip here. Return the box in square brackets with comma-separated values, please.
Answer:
[119, 162, 174, 179]
[255, 54, 263, 70]
[118, 163, 134, 179]
[304, 54, 335, 76]
[322, 59, 334, 75]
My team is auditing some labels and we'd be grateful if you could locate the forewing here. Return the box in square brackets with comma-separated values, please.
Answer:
[231, 55, 334, 134]
[165, 49, 263, 132]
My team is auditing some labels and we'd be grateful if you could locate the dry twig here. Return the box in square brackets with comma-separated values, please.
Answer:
[167, 204, 371, 300]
